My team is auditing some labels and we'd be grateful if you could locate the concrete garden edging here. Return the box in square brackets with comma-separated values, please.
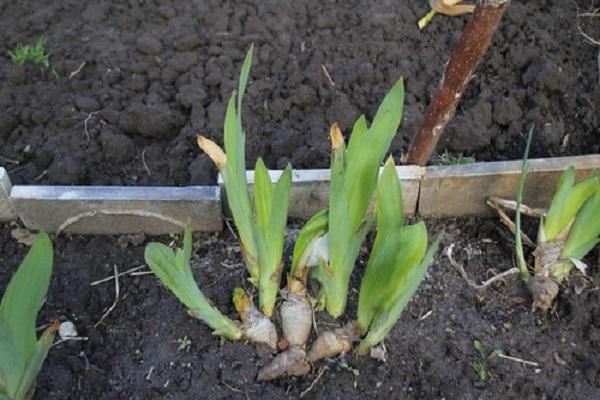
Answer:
[1, 154, 599, 234]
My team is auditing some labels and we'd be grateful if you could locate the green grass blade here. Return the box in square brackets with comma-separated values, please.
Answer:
[14, 325, 57, 400]
[544, 168, 598, 241]
[345, 115, 368, 159]
[357, 223, 428, 332]
[237, 44, 254, 126]
[561, 188, 600, 260]
[343, 79, 404, 232]
[322, 125, 354, 317]
[290, 209, 329, 279]
[220, 59, 258, 279]
[145, 228, 241, 339]
[0, 316, 25, 397]
[376, 157, 404, 238]
[0, 233, 53, 362]
[253, 157, 274, 229]
[257, 164, 292, 316]
[515, 127, 533, 281]
[268, 164, 292, 257]
[356, 232, 441, 354]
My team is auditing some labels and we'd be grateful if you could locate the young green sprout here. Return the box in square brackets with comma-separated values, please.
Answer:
[0, 233, 57, 400]
[8, 37, 51, 68]
[308, 159, 442, 362]
[259, 159, 441, 380]
[145, 224, 277, 348]
[494, 129, 600, 312]
[197, 46, 292, 318]
[258, 78, 406, 380]
[527, 167, 599, 311]
[298, 78, 406, 319]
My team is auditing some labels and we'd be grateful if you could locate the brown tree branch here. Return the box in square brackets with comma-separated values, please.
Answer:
[405, 0, 510, 166]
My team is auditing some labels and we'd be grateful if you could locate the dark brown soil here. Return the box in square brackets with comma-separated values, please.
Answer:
[1, 1, 599, 186]
[1, 218, 599, 399]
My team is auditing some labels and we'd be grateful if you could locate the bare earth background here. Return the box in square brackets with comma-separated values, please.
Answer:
[0, 219, 599, 399]
[0, 0, 599, 186]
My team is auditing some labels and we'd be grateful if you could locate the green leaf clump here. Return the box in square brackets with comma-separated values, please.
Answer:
[145, 224, 241, 340]
[197, 46, 292, 317]
[355, 159, 441, 353]
[306, 79, 406, 318]
[0, 233, 56, 400]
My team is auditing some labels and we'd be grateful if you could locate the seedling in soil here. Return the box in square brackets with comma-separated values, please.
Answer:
[471, 340, 504, 381]
[488, 128, 600, 312]
[145, 223, 277, 348]
[197, 45, 292, 318]
[289, 78, 406, 320]
[177, 336, 192, 352]
[308, 159, 442, 360]
[259, 159, 442, 380]
[258, 79, 406, 380]
[8, 37, 51, 68]
[0, 233, 58, 400]
[440, 150, 475, 165]
[339, 361, 360, 377]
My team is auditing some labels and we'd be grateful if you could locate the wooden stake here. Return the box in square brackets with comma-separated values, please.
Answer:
[405, 0, 510, 166]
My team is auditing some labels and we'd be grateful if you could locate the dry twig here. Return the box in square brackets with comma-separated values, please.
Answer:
[321, 64, 336, 87]
[446, 243, 519, 290]
[497, 353, 540, 367]
[90, 265, 146, 286]
[94, 264, 120, 328]
[299, 366, 328, 398]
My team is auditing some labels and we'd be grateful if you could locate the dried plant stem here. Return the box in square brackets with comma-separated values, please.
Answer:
[486, 198, 537, 248]
[446, 243, 519, 290]
[405, 0, 510, 165]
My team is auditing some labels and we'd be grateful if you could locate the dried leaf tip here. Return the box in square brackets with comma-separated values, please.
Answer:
[196, 135, 227, 170]
[329, 123, 344, 151]
[232, 287, 252, 322]
[430, 0, 475, 16]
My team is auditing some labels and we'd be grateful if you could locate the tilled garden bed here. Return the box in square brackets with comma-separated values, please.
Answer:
[1, 0, 599, 186]
[1, 219, 599, 399]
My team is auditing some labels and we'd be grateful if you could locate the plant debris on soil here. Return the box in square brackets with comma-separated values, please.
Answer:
[0, 1, 599, 186]
[1, 218, 599, 399]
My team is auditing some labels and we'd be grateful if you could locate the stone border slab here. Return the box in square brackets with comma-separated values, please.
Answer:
[0, 168, 17, 222]
[418, 155, 600, 217]
[2, 154, 600, 233]
[220, 166, 423, 219]
[10, 186, 222, 234]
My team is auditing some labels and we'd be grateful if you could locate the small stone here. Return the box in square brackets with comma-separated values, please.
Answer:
[59, 321, 78, 339]
[119, 104, 181, 138]
[174, 35, 203, 51]
[170, 52, 198, 73]
[493, 97, 522, 126]
[99, 129, 135, 164]
[75, 96, 100, 112]
[326, 93, 359, 131]
[541, 121, 564, 147]
[136, 34, 162, 55]
[190, 104, 206, 131]
[126, 74, 148, 92]
[176, 83, 207, 108]
[157, 5, 176, 18]
[47, 156, 85, 184]
[290, 85, 316, 107]
[523, 58, 569, 91]
[188, 154, 214, 185]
